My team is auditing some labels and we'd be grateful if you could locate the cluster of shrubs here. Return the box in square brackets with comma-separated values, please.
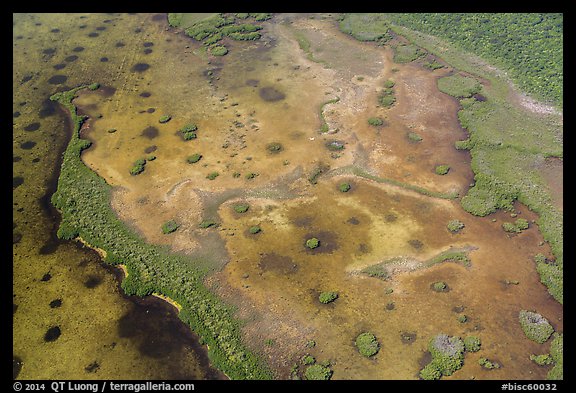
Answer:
[180, 123, 198, 141]
[502, 218, 529, 233]
[130, 158, 148, 175]
[161, 220, 179, 234]
[379, 80, 396, 108]
[447, 219, 465, 233]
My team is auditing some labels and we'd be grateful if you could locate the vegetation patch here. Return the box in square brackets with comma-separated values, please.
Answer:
[355, 332, 380, 357]
[210, 45, 228, 56]
[233, 203, 250, 214]
[519, 310, 554, 344]
[437, 74, 482, 98]
[478, 357, 501, 370]
[129, 158, 147, 176]
[378, 81, 396, 108]
[338, 182, 351, 193]
[249, 225, 261, 234]
[360, 263, 389, 280]
[432, 281, 448, 292]
[446, 219, 465, 233]
[419, 334, 465, 380]
[407, 131, 422, 142]
[367, 117, 384, 126]
[206, 172, 219, 180]
[325, 140, 345, 151]
[305, 237, 320, 249]
[338, 13, 392, 43]
[304, 364, 332, 380]
[266, 142, 283, 153]
[392, 43, 426, 63]
[502, 218, 529, 233]
[199, 219, 219, 229]
[158, 115, 172, 124]
[547, 333, 563, 380]
[463, 336, 481, 352]
[318, 97, 340, 133]
[530, 354, 553, 366]
[318, 291, 338, 304]
[186, 153, 202, 164]
[161, 220, 179, 234]
[434, 165, 450, 175]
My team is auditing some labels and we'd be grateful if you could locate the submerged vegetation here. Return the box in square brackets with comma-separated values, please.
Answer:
[49, 85, 272, 379]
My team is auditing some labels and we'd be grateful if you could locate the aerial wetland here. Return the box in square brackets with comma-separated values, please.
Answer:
[13, 13, 563, 380]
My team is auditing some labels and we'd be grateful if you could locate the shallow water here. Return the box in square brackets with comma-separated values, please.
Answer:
[13, 12, 224, 380]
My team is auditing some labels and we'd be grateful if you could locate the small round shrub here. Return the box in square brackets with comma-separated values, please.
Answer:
[206, 172, 219, 180]
[515, 218, 529, 230]
[211, 45, 228, 56]
[368, 117, 384, 126]
[147, 155, 156, 161]
[249, 225, 261, 234]
[266, 142, 283, 153]
[187, 154, 202, 164]
[432, 281, 447, 292]
[502, 222, 519, 233]
[407, 131, 423, 142]
[435, 165, 450, 175]
[159, 115, 171, 124]
[447, 219, 465, 233]
[181, 123, 198, 133]
[304, 364, 332, 380]
[457, 314, 468, 323]
[233, 203, 249, 213]
[88, 82, 100, 90]
[319, 291, 338, 304]
[306, 237, 320, 249]
[463, 336, 481, 352]
[355, 332, 380, 357]
[301, 355, 315, 365]
[383, 79, 395, 88]
[161, 220, 179, 234]
[339, 182, 351, 192]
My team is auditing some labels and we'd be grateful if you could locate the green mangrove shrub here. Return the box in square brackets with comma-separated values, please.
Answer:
[419, 334, 465, 379]
[519, 310, 554, 344]
[339, 182, 351, 192]
[368, 117, 384, 126]
[306, 237, 320, 249]
[435, 165, 451, 175]
[206, 172, 219, 180]
[355, 332, 380, 357]
[233, 203, 249, 213]
[304, 364, 332, 380]
[130, 158, 147, 176]
[478, 357, 501, 369]
[159, 115, 171, 124]
[319, 291, 338, 304]
[249, 225, 261, 234]
[463, 336, 481, 352]
[187, 154, 202, 164]
[447, 219, 465, 233]
[161, 220, 179, 234]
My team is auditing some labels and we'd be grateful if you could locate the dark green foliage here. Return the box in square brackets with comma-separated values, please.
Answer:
[355, 332, 380, 357]
[384, 13, 563, 105]
[181, 123, 198, 133]
[536, 261, 563, 305]
[186, 154, 202, 164]
[233, 203, 249, 213]
[435, 165, 450, 175]
[167, 13, 183, 27]
[306, 238, 319, 249]
[519, 310, 554, 344]
[318, 291, 338, 304]
[161, 220, 179, 234]
[206, 172, 219, 180]
[249, 13, 272, 21]
[383, 79, 395, 88]
[49, 85, 273, 379]
[88, 82, 100, 91]
[304, 364, 332, 380]
[301, 355, 315, 365]
[447, 219, 465, 233]
[463, 336, 481, 352]
[419, 363, 442, 380]
[159, 115, 171, 124]
[367, 117, 384, 126]
[338, 183, 351, 193]
[249, 225, 261, 234]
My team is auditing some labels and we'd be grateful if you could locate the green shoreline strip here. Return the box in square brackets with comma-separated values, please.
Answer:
[50, 86, 273, 380]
